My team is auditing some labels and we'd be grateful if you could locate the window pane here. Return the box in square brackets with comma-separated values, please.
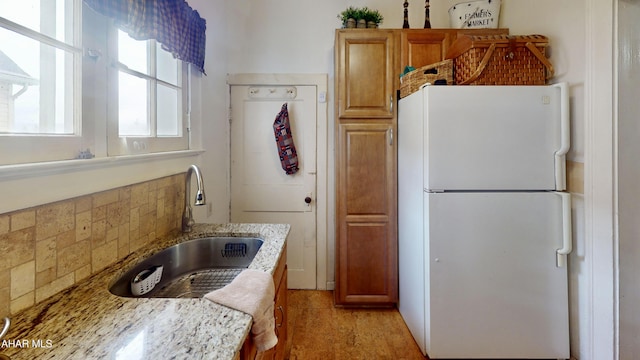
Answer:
[0, 0, 72, 44]
[157, 84, 179, 136]
[118, 30, 148, 75]
[0, 27, 75, 134]
[118, 72, 148, 136]
[157, 46, 178, 85]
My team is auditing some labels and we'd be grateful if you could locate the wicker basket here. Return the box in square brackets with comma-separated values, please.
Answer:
[399, 60, 453, 98]
[445, 34, 554, 85]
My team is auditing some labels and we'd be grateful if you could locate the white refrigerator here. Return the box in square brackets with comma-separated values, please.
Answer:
[397, 83, 572, 359]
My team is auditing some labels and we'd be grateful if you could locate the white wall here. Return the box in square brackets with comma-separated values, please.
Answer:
[185, 0, 233, 224]
[209, 1, 590, 358]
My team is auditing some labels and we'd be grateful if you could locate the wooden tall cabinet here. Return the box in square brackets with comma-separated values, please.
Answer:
[334, 28, 509, 307]
[335, 29, 399, 306]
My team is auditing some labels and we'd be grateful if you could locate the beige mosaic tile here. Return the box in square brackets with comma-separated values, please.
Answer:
[36, 267, 56, 288]
[10, 291, 34, 314]
[106, 200, 129, 229]
[92, 239, 118, 273]
[75, 196, 92, 214]
[11, 210, 36, 231]
[74, 264, 91, 283]
[93, 189, 119, 208]
[0, 215, 9, 235]
[118, 223, 130, 258]
[130, 232, 147, 252]
[140, 213, 157, 235]
[0, 284, 9, 318]
[57, 240, 90, 277]
[2, 173, 184, 317]
[129, 207, 140, 231]
[55, 229, 76, 249]
[36, 202, 75, 241]
[91, 218, 107, 247]
[35, 237, 57, 272]
[139, 203, 151, 217]
[157, 197, 166, 218]
[119, 186, 132, 202]
[35, 273, 74, 303]
[2, 227, 35, 270]
[0, 268, 9, 288]
[148, 189, 158, 212]
[76, 210, 92, 241]
[130, 183, 149, 208]
[567, 160, 584, 195]
[93, 204, 107, 221]
[11, 260, 35, 299]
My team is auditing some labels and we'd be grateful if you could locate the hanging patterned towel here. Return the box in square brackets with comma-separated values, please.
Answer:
[273, 103, 299, 175]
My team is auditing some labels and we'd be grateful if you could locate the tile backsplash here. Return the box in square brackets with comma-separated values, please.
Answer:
[0, 173, 186, 318]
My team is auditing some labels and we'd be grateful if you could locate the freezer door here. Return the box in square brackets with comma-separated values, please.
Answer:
[425, 192, 570, 359]
[423, 84, 569, 191]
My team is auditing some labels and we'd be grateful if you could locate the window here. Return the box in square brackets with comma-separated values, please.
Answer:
[0, 0, 82, 165]
[108, 29, 188, 156]
[0, 0, 192, 165]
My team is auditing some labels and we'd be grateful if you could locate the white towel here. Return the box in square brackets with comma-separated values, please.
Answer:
[204, 269, 278, 351]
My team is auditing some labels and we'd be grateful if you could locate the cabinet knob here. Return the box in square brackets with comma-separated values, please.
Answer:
[304, 196, 312, 204]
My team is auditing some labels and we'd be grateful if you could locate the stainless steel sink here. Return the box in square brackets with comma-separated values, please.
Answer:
[109, 236, 263, 298]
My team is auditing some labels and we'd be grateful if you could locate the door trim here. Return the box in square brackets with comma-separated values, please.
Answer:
[584, 0, 617, 359]
[227, 73, 330, 290]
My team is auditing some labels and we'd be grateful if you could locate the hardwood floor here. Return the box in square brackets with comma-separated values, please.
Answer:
[285, 290, 426, 360]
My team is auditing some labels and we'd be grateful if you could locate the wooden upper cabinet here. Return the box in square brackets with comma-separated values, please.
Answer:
[399, 28, 509, 73]
[400, 29, 450, 71]
[336, 30, 397, 119]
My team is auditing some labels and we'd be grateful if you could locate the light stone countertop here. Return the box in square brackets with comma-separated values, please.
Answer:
[0, 223, 289, 360]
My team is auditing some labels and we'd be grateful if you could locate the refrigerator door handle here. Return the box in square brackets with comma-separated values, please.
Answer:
[555, 191, 573, 267]
[554, 82, 571, 190]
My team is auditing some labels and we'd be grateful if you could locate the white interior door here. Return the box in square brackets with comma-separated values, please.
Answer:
[230, 85, 317, 289]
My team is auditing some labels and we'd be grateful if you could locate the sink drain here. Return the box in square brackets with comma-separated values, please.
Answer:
[151, 268, 243, 298]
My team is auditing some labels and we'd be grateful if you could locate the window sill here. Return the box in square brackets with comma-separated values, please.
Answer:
[0, 150, 204, 181]
[0, 150, 205, 215]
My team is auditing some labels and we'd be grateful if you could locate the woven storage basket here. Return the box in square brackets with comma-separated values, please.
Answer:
[445, 34, 554, 85]
[399, 60, 453, 98]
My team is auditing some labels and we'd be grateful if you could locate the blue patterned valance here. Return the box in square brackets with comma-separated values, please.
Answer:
[84, 0, 207, 74]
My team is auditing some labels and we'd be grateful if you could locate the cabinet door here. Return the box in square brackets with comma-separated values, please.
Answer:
[335, 30, 397, 119]
[251, 247, 287, 360]
[335, 123, 398, 305]
[273, 269, 287, 360]
[400, 29, 450, 70]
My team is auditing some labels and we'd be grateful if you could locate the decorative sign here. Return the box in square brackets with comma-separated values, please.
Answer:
[449, 0, 501, 29]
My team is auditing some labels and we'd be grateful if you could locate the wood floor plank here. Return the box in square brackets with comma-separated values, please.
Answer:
[286, 290, 426, 360]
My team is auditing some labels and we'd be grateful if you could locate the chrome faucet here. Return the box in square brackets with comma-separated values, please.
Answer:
[0, 317, 9, 340]
[182, 164, 206, 233]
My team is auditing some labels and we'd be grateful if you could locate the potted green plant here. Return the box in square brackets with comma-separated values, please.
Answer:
[355, 7, 368, 28]
[364, 9, 384, 28]
[338, 6, 359, 28]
